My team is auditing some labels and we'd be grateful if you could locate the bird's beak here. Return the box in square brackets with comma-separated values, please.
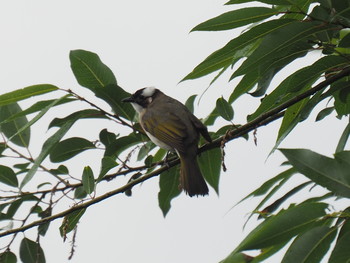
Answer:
[122, 97, 134, 103]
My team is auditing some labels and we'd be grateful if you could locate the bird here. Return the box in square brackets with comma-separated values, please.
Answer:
[122, 87, 212, 197]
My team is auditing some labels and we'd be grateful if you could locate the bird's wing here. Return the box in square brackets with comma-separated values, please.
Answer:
[141, 111, 187, 152]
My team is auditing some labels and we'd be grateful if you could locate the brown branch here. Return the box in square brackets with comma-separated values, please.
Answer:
[1, 66, 349, 238]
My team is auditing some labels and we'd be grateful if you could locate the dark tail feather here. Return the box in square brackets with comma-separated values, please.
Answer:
[179, 155, 209, 197]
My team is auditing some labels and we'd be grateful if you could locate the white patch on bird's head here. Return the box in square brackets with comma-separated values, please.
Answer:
[141, 86, 156, 97]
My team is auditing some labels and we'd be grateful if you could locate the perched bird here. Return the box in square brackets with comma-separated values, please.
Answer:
[122, 87, 212, 197]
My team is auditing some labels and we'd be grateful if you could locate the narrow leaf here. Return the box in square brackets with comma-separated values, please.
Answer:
[8, 95, 70, 142]
[98, 156, 119, 181]
[219, 252, 253, 263]
[0, 84, 58, 107]
[183, 19, 294, 81]
[281, 226, 337, 263]
[0, 103, 30, 147]
[316, 107, 334, 121]
[0, 98, 76, 125]
[236, 168, 296, 206]
[82, 166, 95, 194]
[336, 121, 350, 153]
[19, 238, 45, 263]
[49, 137, 95, 163]
[281, 148, 350, 198]
[271, 98, 309, 154]
[158, 166, 181, 217]
[198, 148, 221, 194]
[20, 119, 76, 188]
[0, 165, 18, 187]
[49, 109, 105, 129]
[232, 21, 331, 78]
[329, 221, 350, 263]
[192, 7, 278, 31]
[261, 181, 312, 216]
[226, 0, 291, 4]
[234, 202, 328, 252]
[59, 208, 86, 237]
[248, 56, 349, 121]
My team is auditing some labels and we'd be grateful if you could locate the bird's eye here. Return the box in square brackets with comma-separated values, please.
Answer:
[146, 97, 153, 104]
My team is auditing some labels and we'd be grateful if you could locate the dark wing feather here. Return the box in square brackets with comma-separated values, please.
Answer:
[142, 112, 187, 152]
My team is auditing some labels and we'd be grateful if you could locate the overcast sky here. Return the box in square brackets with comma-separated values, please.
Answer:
[0, 1, 347, 262]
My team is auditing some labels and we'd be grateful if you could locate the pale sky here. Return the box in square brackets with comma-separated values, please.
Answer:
[0, 1, 347, 263]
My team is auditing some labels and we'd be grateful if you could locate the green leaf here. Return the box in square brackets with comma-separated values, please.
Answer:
[216, 97, 234, 121]
[0, 84, 58, 107]
[92, 83, 135, 120]
[74, 186, 87, 199]
[336, 121, 350, 153]
[271, 98, 309, 154]
[185, 94, 197, 114]
[281, 226, 337, 263]
[59, 208, 86, 237]
[280, 148, 350, 198]
[97, 156, 119, 181]
[49, 165, 69, 175]
[261, 181, 312, 216]
[158, 166, 181, 217]
[49, 137, 95, 163]
[38, 207, 52, 236]
[231, 21, 328, 78]
[236, 168, 296, 205]
[20, 118, 77, 188]
[219, 252, 253, 263]
[229, 69, 260, 103]
[315, 107, 334, 121]
[251, 242, 289, 263]
[49, 109, 105, 128]
[329, 220, 350, 263]
[0, 143, 6, 155]
[8, 95, 70, 142]
[6, 195, 38, 218]
[192, 7, 278, 31]
[339, 32, 350, 48]
[248, 56, 349, 121]
[233, 202, 328, 252]
[70, 49, 117, 89]
[0, 98, 76, 124]
[0, 251, 17, 263]
[329, 231, 350, 262]
[82, 166, 95, 194]
[0, 165, 18, 187]
[198, 148, 221, 194]
[19, 238, 45, 263]
[183, 19, 294, 81]
[204, 108, 220, 126]
[137, 141, 156, 161]
[0, 103, 30, 147]
[334, 82, 350, 117]
[226, 0, 291, 4]
[104, 132, 145, 158]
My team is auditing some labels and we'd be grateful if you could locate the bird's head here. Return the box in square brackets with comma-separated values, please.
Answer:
[122, 87, 160, 113]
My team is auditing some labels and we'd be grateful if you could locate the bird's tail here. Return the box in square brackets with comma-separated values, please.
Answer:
[179, 154, 209, 197]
